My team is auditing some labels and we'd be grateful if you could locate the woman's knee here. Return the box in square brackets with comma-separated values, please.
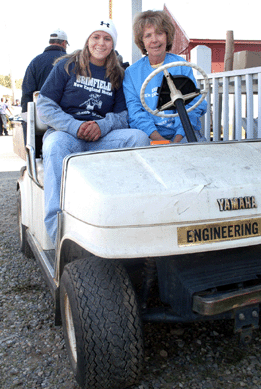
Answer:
[125, 129, 150, 147]
[43, 130, 82, 158]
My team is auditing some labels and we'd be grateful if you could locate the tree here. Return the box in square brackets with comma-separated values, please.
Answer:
[0, 74, 12, 89]
[15, 79, 23, 89]
[0, 74, 23, 90]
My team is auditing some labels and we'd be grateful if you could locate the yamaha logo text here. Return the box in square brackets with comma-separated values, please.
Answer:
[217, 196, 257, 212]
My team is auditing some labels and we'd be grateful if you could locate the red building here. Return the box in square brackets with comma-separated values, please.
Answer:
[164, 5, 261, 73]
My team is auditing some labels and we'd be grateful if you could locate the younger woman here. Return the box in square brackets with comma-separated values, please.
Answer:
[37, 18, 150, 243]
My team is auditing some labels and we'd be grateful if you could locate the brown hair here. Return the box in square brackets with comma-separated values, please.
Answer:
[49, 39, 65, 45]
[133, 10, 175, 55]
[55, 40, 124, 90]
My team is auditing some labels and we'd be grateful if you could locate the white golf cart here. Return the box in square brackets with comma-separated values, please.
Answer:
[17, 62, 261, 389]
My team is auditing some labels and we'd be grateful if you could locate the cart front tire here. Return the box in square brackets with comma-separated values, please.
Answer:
[60, 257, 144, 389]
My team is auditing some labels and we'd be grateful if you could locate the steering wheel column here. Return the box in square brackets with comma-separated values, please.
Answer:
[162, 69, 197, 142]
[174, 98, 197, 142]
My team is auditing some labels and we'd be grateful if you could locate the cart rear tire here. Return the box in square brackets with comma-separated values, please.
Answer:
[60, 257, 144, 389]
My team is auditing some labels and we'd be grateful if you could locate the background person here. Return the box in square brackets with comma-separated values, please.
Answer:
[123, 10, 207, 144]
[21, 29, 69, 142]
[37, 18, 150, 244]
[0, 98, 12, 135]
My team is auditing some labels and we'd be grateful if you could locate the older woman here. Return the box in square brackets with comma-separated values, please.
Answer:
[123, 10, 207, 143]
[37, 18, 150, 243]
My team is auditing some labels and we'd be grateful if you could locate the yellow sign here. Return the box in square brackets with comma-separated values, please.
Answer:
[178, 218, 261, 246]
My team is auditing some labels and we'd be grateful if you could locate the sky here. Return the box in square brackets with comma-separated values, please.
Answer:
[1, 0, 260, 81]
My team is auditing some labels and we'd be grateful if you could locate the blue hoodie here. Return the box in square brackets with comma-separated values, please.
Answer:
[123, 53, 207, 139]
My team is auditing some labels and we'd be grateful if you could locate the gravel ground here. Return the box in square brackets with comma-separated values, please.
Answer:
[2, 136, 261, 389]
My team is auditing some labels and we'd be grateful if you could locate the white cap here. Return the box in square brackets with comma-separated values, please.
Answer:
[50, 29, 69, 45]
[86, 19, 117, 48]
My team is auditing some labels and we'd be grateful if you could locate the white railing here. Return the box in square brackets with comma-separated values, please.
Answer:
[197, 66, 261, 142]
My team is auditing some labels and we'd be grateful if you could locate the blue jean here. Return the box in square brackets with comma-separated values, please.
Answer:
[169, 129, 206, 143]
[178, 130, 206, 143]
[42, 128, 150, 243]
[0, 114, 7, 134]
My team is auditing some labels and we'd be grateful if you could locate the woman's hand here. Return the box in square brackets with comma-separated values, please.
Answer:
[173, 134, 183, 143]
[77, 121, 101, 142]
[149, 130, 183, 144]
[149, 130, 168, 142]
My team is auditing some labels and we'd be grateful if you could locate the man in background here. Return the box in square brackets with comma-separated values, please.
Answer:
[21, 29, 69, 142]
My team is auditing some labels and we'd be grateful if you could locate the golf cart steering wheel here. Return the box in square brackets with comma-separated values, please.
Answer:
[140, 62, 209, 118]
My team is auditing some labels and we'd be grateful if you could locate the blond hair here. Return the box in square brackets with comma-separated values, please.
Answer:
[133, 10, 175, 55]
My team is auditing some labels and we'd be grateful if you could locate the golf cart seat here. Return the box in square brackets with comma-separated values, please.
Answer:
[26, 92, 47, 188]
[33, 92, 48, 133]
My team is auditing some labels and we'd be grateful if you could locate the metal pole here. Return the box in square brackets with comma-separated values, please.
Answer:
[109, 0, 113, 18]
[132, 0, 142, 64]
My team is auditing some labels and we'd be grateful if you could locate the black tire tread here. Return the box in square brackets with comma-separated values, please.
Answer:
[61, 258, 144, 389]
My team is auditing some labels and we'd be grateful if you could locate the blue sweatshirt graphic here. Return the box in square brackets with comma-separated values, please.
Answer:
[37, 58, 128, 138]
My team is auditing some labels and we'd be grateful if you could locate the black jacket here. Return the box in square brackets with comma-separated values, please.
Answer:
[21, 45, 66, 112]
